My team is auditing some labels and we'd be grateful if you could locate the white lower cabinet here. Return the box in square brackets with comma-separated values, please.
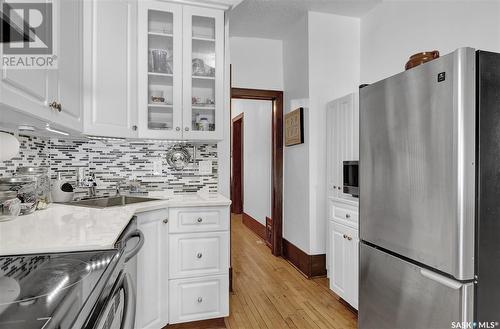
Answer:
[169, 274, 229, 324]
[135, 205, 230, 329]
[168, 206, 230, 324]
[169, 232, 229, 279]
[328, 204, 359, 310]
[136, 209, 169, 329]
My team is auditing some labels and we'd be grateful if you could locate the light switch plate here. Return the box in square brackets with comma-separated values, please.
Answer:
[198, 160, 212, 175]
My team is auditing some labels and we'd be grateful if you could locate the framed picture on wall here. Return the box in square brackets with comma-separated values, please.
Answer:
[284, 107, 304, 146]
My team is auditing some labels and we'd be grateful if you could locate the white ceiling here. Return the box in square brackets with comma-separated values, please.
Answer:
[228, 0, 381, 39]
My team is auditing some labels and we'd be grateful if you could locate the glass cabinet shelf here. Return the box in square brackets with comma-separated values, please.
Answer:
[148, 31, 173, 37]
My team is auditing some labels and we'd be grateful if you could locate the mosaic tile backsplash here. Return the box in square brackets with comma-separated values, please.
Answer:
[0, 135, 218, 198]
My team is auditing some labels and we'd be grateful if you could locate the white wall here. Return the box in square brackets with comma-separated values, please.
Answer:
[283, 14, 311, 253]
[231, 99, 272, 224]
[281, 12, 360, 255]
[307, 12, 360, 254]
[361, 0, 500, 83]
[230, 37, 284, 90]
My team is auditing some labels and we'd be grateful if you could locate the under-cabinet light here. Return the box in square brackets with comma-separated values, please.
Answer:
[45, 126, 69, 136]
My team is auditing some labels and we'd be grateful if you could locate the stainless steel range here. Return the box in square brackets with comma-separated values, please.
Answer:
[0, 218, 143, 329]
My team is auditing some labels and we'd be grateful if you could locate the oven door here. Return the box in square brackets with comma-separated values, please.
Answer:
[95, 271, 136, 329]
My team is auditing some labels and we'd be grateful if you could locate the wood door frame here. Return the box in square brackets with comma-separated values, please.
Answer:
[231, 113, 244, 214]
[230, 88, 284, 257]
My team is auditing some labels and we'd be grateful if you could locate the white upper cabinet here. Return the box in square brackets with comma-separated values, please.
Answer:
[182, 5, 224, 140]
[326, 93, 359, 199]
[83, 0, 138, 138]
[0, 0, 83, 132]
[138, 2, 224, 140]
[138, 1, 183, 139]
[50, 0, 83, 131]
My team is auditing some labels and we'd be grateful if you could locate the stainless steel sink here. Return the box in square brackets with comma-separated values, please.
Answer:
[65, 196, 160, 208]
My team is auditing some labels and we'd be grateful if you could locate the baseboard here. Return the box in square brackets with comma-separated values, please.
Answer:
[165, 317, 226, 329]
[282, 238, 327, 278]
[242, 212, 266, 240]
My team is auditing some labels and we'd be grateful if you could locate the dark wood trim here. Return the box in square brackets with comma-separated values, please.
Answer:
[339, 297, 359, 316]
[231, 88, 284, 257]
[230, 114, 244, 214]
[164, 317, 226, 328]
[242, 212, 266, 240]
[229, 267, 233, 292]
[282, 238, 327, 278]
[265, 217, 272, 248]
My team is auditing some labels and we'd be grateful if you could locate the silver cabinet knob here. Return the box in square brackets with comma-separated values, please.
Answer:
[49, 101, 62, 112]
[343, 234, 347, 239]
[332, 185, 336, 189]
[176, 127, 180, 131]
[132, 125, 137, 131]
[345, 214, 351, 219]
[347, 236, 352, 241]
[196, 252, 202, 259]
[338, 186, 341, 190]
[197, 217, 203, 223]
[185, 127, 189, 131]
[197, 297, 203, 303]
[163, 218, 168, 224]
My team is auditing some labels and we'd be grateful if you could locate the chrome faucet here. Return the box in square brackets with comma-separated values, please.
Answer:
[76, 168, 97, 198]
[115, 178, 126, 196]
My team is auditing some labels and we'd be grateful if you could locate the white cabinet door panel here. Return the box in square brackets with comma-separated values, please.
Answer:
[169, 231, 229, 279]
[181, 5, 224, 140]
[169, 275, 229, 324]
[83, 0, 138, 138]
[50, 0, 82, 131]
[136, 209, 169, 329]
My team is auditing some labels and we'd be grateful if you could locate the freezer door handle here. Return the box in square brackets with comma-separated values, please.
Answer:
[420, 269, 463, 289]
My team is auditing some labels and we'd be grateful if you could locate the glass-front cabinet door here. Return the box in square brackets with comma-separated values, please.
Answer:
[138, 1, 183, 139]
[182, 6, 224, 140]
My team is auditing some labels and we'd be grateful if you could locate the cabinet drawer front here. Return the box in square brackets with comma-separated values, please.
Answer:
[333, 206, 358, 225]
[332, 221, 359, 240]
[169, 232, 229, 278]
[169, 207, 229, 233]
[169, 275, 229, 324]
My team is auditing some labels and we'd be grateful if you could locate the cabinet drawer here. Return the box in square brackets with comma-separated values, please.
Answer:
[169, 275, 229, 324]
[169, 207, 229, 233]
[169, 232, 229, 279]
[333, 206, 358, 225]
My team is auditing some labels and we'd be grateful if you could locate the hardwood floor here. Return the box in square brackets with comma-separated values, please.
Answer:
[225, 214, 358, 329]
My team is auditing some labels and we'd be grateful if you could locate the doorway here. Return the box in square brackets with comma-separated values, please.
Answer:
[231, 113, 244, 214]
[230, 88, 283, 257]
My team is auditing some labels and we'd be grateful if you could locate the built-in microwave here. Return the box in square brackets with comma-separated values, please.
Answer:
[343, 161, 359, 197]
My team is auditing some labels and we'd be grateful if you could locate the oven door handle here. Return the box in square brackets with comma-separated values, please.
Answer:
[121, 272, 136, 329]
[123, 229, 144, 263]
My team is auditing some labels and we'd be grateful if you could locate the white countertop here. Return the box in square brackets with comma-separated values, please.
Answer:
[0, 192, 231, 256]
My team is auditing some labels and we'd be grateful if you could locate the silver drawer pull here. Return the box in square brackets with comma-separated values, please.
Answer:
[197, 297, 203, 303]
[345, 213, 351, 219]
[197, 217, 203, 223]
[196, 252, 203, 259]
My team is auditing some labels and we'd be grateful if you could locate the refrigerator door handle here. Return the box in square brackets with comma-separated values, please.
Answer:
[420, 269, 463, 289]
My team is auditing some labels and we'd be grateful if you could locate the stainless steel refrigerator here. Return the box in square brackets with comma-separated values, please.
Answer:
[359, 47, 500, 329]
